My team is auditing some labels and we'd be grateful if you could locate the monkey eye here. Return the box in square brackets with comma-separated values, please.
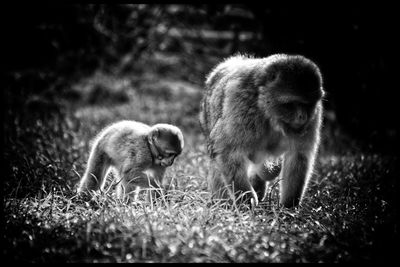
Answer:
[164, 152, 176, 158]
[269, 72, 277, 81]
[281, 102, 296, 111]
[157, 156, 163, 160]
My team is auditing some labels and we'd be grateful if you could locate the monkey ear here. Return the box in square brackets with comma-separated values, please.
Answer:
[267, 71, 279, 83]
[151, 128, 159, 142]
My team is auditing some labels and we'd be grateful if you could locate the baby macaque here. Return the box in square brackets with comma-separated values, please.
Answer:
[77, 120, 184, 200]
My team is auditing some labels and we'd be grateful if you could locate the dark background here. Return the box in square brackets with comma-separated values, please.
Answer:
[3, 3, 397, 154]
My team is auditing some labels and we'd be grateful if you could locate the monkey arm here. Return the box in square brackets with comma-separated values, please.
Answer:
[145, 166, 167, 201]
[145, 166, 166, 188]
[279, 151, 314, 208]
[280, 110, 321, 208]
[119, 158, 151, 186]
[118, 150, 168, 196]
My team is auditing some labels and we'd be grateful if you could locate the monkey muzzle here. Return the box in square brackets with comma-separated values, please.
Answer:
[160, 158, 175, 167]
[160, 162, 169, 167]
[279, 109, 309, 135]
[293, 109, 308, 127]
[155, 155, 175, 167]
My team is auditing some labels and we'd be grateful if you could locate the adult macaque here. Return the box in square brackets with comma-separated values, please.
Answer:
[199, 54, 324, 208]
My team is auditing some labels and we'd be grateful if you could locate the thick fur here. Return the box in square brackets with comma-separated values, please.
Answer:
[199, 54, 324, 208]
[77, 120, 184, 200]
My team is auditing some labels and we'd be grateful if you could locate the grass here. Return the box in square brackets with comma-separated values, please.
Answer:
[3, 54, 399, 263]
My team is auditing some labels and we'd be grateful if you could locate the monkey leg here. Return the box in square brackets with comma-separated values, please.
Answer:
[279, 152, 310, 208]
[78, 146, 111, 194]
[216, 152, 259, 206]
[208, 164, 231, 201]
[116, 180, 143, 202]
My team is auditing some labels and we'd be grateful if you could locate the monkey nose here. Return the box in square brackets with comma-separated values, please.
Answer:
[161, 161, 170, 167]
[296, 112, 307, 125]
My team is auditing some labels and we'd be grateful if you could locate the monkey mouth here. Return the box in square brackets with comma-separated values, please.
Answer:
[291, 122, 306, 130]
[280, 120, 307, 135]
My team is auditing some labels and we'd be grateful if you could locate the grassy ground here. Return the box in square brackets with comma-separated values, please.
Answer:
[3, 53, 398, 263]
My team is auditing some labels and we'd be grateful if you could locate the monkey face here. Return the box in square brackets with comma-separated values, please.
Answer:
[259, 62, 323, 135]
[275, 101, 317, 130]
[259, 86, 321, 135]
[154, 152, 178, 167]
[150, 124, 184, 167]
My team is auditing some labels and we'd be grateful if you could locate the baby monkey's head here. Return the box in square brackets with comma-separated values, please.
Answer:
[148, 124, 184, 167]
